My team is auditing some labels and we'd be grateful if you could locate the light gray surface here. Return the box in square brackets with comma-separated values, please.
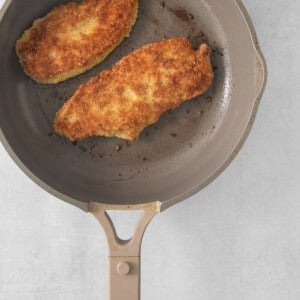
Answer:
[0, 1, 299, 300]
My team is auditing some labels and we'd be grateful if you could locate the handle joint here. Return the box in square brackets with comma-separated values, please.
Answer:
[89, 202, 160, 257]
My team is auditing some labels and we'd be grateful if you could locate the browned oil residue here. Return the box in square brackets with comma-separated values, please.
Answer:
[160, 1, 166, 8]
[114, 144, 122, 152]
[79, 145, 87, 152]
[150, 16, 160, 26]
[189, 32, 209, 49]
[168, 7, 194, 22]
[212, 48, 224, 57]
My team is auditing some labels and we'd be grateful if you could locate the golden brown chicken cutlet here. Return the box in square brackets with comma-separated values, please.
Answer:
[16, 0, 138, 84]
[54, 38, 214, 141]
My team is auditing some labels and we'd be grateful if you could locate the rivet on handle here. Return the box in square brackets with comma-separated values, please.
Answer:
[117, 262, 130, 275]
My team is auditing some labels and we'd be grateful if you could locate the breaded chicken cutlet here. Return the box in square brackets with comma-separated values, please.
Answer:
[54, 38, 214, 141]
[15, 0, 138, 84]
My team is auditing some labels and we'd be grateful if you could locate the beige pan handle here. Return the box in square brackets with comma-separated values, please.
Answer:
[89, 202, 160, 300]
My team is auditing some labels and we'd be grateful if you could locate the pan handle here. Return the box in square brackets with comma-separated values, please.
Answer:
[89, 202, 160, 300]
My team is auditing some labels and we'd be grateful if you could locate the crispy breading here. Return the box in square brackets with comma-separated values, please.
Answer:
[54, 38, 214, 141]
[15, 0, 138, 84]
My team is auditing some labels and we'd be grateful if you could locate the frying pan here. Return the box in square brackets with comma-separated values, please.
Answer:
[0, 0, 266, 299]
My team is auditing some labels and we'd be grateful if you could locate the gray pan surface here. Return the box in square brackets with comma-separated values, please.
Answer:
[0, 0, 266, 210]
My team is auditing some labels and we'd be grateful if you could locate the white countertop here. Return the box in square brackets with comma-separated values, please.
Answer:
[1, 0, 299, 299]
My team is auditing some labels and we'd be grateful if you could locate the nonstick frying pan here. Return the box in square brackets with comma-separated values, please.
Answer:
[0, 0, 266, 299]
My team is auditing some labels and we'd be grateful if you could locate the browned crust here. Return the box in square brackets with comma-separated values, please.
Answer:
[15, 0, 138, 84]
[54, 38, 214, 141]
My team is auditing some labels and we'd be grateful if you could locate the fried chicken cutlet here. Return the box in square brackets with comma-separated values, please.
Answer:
[54, 38, 214, 141]
[16, 0, 138, 84]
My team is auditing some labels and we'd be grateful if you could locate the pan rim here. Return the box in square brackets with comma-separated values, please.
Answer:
[0, 0, 267, 211]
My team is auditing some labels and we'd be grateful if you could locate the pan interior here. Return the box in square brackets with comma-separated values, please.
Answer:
[0, 0, 258, 205]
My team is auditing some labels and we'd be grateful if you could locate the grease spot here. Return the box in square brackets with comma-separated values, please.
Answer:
[79, 145, 87, 152]
[169, 7, 194, 22]
[189, 31, 209, 49]
[150, 16, 160, 25]
[212, 48, 224, 57]
[114, 144, 122, 152]
[160, 1, 166, 8]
